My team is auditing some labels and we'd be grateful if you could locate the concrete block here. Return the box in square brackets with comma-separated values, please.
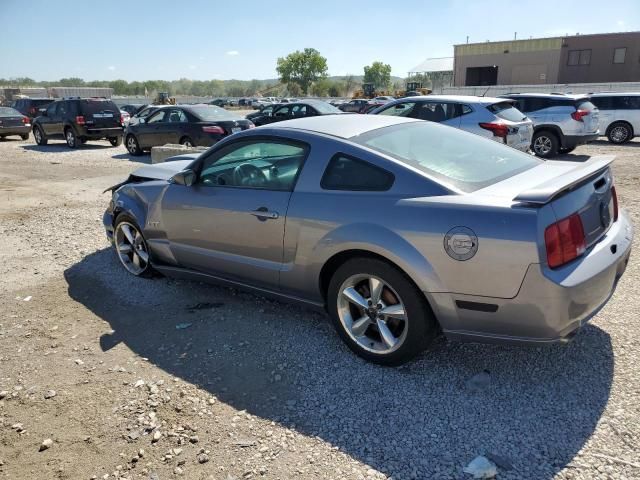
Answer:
[150, 144, 207, 164]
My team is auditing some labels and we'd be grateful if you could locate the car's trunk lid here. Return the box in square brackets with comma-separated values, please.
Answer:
[0, 115, 26, 127]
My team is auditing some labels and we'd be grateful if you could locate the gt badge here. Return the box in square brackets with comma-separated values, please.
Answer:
[444, 226, 478, 261]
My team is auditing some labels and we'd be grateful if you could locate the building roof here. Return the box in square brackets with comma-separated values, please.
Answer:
[409, 57, 454, 73]
[454, 30, 640, 47]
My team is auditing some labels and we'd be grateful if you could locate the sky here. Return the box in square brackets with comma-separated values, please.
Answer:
[1, 0, 638, 82]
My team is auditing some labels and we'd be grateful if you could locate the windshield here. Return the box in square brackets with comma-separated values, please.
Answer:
[79, 100, 120, 114]
[188, 105, 239, 121]
[351, 122, 541, 192]
[0, 107, 21, 116]
[311, 102, 342, 114]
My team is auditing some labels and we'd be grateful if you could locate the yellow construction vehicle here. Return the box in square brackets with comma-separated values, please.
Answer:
[153, 92, 176, 105]
[352, 83, 394, 99]
[395, 81, 432, 98]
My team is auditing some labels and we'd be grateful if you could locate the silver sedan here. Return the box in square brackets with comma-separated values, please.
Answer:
[103, 115, 633, 365]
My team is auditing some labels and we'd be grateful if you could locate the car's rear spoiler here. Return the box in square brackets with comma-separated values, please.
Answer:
[513, 155, 614, 205]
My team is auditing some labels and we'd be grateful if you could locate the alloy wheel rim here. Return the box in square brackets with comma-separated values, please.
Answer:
[66, 130, 75, 147]
[127, 136, 137, 153]
[182, 139, 193, 147]
[534, 136, 552, 154]
[34, 128, 41, 142]
[611, 126, 628, 143]
[114, 222, 149, 275]
[337, 274, 408, 354]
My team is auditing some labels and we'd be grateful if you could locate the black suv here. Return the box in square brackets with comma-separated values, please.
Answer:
[12, 98, 54, 121]
[32, 98, 124, 148]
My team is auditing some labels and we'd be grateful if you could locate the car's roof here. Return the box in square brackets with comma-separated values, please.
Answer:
[398, 94, 510, 105]
[501, 93, 589, 99]
[268, 114, 419, 139]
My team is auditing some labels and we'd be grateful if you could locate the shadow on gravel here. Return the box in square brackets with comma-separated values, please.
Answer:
[111, 152, 152, 164]
[21, 143, 116, 152]
[65, 248, 615, 479]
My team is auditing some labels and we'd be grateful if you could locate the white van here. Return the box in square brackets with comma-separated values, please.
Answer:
[590, 93, 640, 144]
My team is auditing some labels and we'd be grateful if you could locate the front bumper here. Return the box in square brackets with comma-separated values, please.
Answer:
[431, 210, 633, 344]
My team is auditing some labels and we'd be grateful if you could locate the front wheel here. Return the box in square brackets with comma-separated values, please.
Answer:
[126, 134, 142, 156]
[607, 123, 632, 144]
[327, 258, 439, 365]
[33, 126, 48, 145]
[65, 128, 78, 148]
[109, 136, 123, 147]
[113, 214, 153, 277]
[531, 131, 558, 158]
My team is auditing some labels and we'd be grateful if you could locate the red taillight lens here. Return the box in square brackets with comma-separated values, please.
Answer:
[571, 109, 589, 122]
[22, 116, 29, 124]
[76, 115, 85, 125]
[544, 213, 586, 269]
[120, 114, 126, 125]
[479, 122, 508, 138]
[202, 125, 225, 134]
[611, 185, 619, 222]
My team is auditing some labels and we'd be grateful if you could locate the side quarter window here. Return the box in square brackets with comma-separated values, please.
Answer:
[321, 154, 395, 191]
[46, 102, 58, 116]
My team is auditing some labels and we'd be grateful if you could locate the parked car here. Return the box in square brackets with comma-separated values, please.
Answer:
[590, 93, 640, 144]
[246, 103, 280, 122]
[279, 98, 299, 104]
[209, 99, 227, 107]
[120, 104, 146, 116]
[32, 98, 124, 148]
[339, 99, 371, 113]
[120, 110, 131, 126]
[103, 114, 632, 365]
[372, 96, 395, 104]
[0, 106, 31, 140]
[251, 100, 342, 126]
[127, 105, 166, 127]
[370, 95, 533, 152]
[124, 104, 254, 155]
[227, 98, 238, 107]
[11, 98, 54, 121]
[499, 93, 599, 158]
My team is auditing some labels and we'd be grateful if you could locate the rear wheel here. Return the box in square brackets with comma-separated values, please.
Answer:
[109, 136, 123, 147]
[327, 258, 438, 365]
[65, 128, 78, 148]
[607, 122, 632, 144]
[20, 133, 29, 141]
[126, 134, 142, 155]
[113, 214, 153, 277]
[532, 130, 558, 158]
[179, 136, 194, 147]
[33, 126, 48, 145]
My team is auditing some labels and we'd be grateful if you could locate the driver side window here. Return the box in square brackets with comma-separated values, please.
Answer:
[198, 140, 308, 191]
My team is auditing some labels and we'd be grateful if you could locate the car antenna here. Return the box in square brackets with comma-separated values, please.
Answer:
[481, 86, 491, 97]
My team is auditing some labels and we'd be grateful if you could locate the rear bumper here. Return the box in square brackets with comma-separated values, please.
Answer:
[430, 210, 633, 344]
[563, 133, 599, 148]
[0, 125, 30, 135]
[78, 126, 123, 139]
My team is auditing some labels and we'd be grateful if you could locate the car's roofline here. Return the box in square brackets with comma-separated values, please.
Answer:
[390, 94, 513, 105]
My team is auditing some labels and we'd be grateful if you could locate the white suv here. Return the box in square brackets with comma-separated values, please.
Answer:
[500, 93, 599, 158]
[590, 93, 640, 144]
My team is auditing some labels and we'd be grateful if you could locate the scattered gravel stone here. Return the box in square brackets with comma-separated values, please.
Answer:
[44, 389, 56, 399]
[0, 390, 8, 399]
[151, 431, 162, 443]
[197, 453, 210, 464]
[463, 455, 498, 479]
[39, 439, 54, 452]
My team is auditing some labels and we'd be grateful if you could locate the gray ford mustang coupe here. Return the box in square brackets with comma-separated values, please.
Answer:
[103, 115, 633, 365]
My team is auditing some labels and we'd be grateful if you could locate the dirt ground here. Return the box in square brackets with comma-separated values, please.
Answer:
[0, 135, 638, 480]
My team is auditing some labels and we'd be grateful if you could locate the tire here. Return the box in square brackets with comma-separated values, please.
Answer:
[531, 130, 559, 158]
[559, 146, 576, 154]
[126, 134, 142, 156]
[327, 257, 439, 365]
[179, 136, 194, 147]
[33, 126, 48, 145]
[607, 122, 632, 144]
[65, 127, 78, 148]
[109, 136, 123, 147]
[113, 213, 153, 277]
[20, 133, 29, 141]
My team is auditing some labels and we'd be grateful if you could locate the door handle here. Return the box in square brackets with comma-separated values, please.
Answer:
[250, 207, 279, 220]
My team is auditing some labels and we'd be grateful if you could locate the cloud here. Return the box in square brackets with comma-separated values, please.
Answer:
[226, 50, 239, 56]
[107, 65, 116, 71]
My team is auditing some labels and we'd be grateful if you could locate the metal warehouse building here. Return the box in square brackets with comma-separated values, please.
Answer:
[453, 31, 640, 86]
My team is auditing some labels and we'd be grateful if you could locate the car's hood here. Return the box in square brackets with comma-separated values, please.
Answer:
[131, 159, 194, 181]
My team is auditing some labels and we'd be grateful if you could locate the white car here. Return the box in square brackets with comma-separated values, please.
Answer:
[590, 92, 640, 144]
[371, 95, 533, 152]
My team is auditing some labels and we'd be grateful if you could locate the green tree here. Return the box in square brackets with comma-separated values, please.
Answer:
[328, 81, 344, 97]
[363, 62, 392, 90]
[109, 79, 129, 95]
[286, 83, 302, 97]
[57, 77, 86, 86]
[276, 48, 328, 95]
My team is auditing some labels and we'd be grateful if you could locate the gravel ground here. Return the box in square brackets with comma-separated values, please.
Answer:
[0, 135, 638, 480]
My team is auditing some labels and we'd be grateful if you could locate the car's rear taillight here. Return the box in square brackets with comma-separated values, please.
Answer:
[571, 109, 589, 122]
[22, 116, 29, 124]
[202, 125, 225, 134]
[544, 213, 586, 269]
[120, 114, 126, 125]
[76, 115, 86, 125]
[479, 122, 508, 138]
[611, 185, 619, 222]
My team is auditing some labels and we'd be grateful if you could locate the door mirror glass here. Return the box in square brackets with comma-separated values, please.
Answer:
[171, 169, 196, 186]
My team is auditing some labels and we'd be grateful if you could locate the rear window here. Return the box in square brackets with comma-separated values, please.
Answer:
[188, 106, 239, 121]
[79, 100, 120, 115]
[351, 122, 541, 192]
[0, 107, 21, 116]
[486, 102, 527, 122]
[310, 102, 342, 114]
[31, 99, 53, 107]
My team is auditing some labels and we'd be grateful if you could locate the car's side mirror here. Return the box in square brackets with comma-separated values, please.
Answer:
[171, 169, 196, 186]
